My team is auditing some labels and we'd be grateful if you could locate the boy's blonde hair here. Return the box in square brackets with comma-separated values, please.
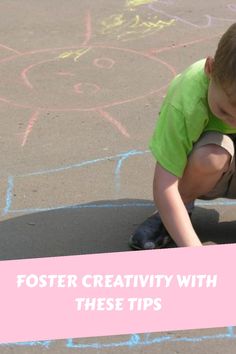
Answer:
[213, 23, 236, 92]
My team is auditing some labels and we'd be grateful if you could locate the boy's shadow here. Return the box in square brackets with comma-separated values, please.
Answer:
[0, 199, 154, 260]
[0, 199, 235, 260]
[193, 205, 236, 245]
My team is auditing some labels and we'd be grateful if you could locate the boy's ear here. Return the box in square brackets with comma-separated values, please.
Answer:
[204, 56, 214, 78]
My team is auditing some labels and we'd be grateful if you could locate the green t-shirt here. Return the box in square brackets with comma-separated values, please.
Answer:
[149, 59, 236, 178]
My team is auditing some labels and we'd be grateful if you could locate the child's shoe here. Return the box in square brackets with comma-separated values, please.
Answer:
[129, 211, 192, 250]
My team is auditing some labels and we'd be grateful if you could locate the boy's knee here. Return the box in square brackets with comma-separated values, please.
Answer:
[189, 144, 231, 174]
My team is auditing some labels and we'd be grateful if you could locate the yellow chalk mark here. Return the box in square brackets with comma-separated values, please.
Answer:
[101, 12, 175, 41]
[74, 47, 91, 62]
[129, 15, 140, 28]
[58, 47, 91, 62]
[59, 51, 74, 59]
[129, 15, 174, 29]
[101, 14, 125, 34]
[126, 0, 154, 8]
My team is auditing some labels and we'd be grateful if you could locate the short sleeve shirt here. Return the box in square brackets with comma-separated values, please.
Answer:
[149, 59, 236, 178]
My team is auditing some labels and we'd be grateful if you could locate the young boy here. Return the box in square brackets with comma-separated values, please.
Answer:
[129, 23, 236, 249]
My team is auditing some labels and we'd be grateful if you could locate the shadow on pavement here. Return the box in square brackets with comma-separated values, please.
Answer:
[0, 200, 235, 260]
[193, 206, 236, 245]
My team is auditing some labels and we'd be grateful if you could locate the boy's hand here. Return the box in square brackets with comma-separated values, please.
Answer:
[153, 163, 202, 247]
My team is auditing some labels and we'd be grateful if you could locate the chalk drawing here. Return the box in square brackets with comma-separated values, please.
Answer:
[98, 0, 176, 41]
[126, 0, 155, 8]
[2, 327, 235, 349]
[19, 150, 149, 177]
[1, 340, 51, 347]
[2, 176, 14, 216]
[0, 2, 178, 148]
[21, 110, 40, 147]
[8, 202, 155, 214]
[0, 7, 174, 146]
[0, 44, 174, 145]
[58, 47, 92, 62]
[93, 57, 115, 69]
[66, 327, 236, 349]
[99, 0, 236, 41]
[0, 44, 22, 55]
[21, 58, 56, 90]
[1, 149, 150, 216]
[126, 0, 176, 10]
[0, 5, 224, 146]
[7, 198, 236, 215]
[96, 108, 131, 138]
[82, 10, 92, 46]
[100, 13, 175, 41]
[1, 10, 148, 144]
[4, 149, 236, 217]
[74, 82, 101, 95]
[148, 3, 236, 28]
[114, 150, 138, 191]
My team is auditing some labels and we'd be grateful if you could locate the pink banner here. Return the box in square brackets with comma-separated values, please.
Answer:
[1, 244, 236, 343]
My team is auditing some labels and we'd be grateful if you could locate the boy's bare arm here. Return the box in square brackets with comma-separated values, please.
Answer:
[153, 163, 202, 247]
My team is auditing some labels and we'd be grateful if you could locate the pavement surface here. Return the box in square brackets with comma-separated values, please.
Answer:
[0, 0, 236, 353]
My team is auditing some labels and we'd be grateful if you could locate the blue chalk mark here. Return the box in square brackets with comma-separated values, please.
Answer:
[5, 149, 236, 216]
[66, 334, 172, 349]
[9, 202, 155, 214]
[0, 341, 51, 348]
[115, 150, 140, 192]
[129, 334, 141, 345]
[227, 326, 234, 337]
[115, 157, 128, 192]
[3, 328, 236, 348]
[3, 150, 150, 214]
[7, 198, 236, 216]
[66, 329, 236, 349]
[2, 176, 14, 216]
[196, 199, 236, 206]
[172, 333, 233, 342]
[18, 150, 150, 178]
